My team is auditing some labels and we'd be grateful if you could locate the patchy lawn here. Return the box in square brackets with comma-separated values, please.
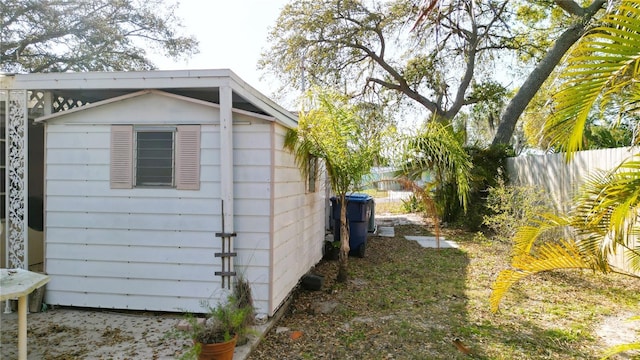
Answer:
[249, 222, 640, 360]
[1, 216, 637, 359]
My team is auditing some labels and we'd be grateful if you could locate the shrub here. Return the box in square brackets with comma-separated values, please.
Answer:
[434, 144, 514, 230]
[483, 177, 554, 243]
[401, 194, 426, 213]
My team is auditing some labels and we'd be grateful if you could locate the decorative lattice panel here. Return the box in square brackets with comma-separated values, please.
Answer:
[28, 91, 45, 118]
[0, 90, 5, 225]
[53, 95, 85, 112]
[6, 90, 28, 269]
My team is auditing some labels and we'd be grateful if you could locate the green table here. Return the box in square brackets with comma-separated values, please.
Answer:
[1, 268, 50, 360]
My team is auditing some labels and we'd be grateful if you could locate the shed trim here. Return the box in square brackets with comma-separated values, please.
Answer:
[35, 89, 277, 123]
[8, 70, 297, 128]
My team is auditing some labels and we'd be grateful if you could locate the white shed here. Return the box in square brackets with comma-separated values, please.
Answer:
[0, 70, 326, 317]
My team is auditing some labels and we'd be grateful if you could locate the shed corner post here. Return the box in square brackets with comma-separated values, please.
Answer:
[220, 85, 234, 231]
[219, 85, 235, 288]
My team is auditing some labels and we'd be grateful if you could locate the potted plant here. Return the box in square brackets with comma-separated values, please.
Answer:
[180, 279, 255, 360]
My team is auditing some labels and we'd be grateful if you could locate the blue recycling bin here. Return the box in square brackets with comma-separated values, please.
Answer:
[367, 197, 376, 233]
[330, 193, 373, 257]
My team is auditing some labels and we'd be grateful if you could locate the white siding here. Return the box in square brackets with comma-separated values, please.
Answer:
[44, 123, 223, 312]
[229, 122, 273, 315]
[44, 106, 275, 314]
[270, 124, 325, 315]
[43, 91, 325, 317]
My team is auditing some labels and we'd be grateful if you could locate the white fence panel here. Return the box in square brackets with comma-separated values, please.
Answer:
[507, 146, 639, 275]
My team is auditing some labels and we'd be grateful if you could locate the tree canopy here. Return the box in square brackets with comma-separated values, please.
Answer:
[492, 0, 607, 146]
[286, 89, 380, 197]
[261, 0, 609, 146]
[1, 0, 198, 73]
[261, 0, 514, 122]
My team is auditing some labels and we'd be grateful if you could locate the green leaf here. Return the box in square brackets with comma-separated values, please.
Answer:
[542, 0, 640, 155]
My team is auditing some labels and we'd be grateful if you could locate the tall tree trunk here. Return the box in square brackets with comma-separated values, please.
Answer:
[337, 194, 350, 282]
[491, 0, 606, 146]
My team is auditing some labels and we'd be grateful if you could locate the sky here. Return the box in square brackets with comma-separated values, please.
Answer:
[151, 0, 290, 96]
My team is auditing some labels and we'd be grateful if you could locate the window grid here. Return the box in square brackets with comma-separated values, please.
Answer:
[134, 130, 175, 187]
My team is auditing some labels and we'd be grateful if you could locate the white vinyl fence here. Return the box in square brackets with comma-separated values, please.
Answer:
[507, 146, 639, 275]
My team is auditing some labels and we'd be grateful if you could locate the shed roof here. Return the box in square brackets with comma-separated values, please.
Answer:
[2, 69, 298, 128]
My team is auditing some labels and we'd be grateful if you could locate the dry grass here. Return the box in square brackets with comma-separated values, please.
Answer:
[373, 201, 404, 214]
[249, 224, 640, 360]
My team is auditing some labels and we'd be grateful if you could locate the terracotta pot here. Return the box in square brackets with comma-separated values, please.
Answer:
[196, 334, 238, 360]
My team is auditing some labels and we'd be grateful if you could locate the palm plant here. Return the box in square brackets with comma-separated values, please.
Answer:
[401, 121, 472, 209]
[284, 88, 379, 282]
[399, 121, 473, 224]
[541, 1, 640, 155]
[491, 1, 640, 356]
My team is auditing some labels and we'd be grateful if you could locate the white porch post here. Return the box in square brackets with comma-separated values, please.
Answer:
[219, 85, 234, 287]
[4, 89, 28, 314]
[220, 86, 234, 232]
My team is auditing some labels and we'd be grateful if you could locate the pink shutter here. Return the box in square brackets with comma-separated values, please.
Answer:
[176, 125, 201, 190]
[110, 125, 133, 189]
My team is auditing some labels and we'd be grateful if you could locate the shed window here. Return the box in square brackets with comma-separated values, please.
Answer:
[110, 125, 200, 190]
[135, 131, 174, 187]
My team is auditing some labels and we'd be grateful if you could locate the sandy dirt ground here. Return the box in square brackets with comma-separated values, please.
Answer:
[0, 307, 190, 359]
[0, 304, 268, 360]
[594, 311, 640, 360]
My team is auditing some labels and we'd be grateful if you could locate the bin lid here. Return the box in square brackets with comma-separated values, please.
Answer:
[346, 193, 372, 202]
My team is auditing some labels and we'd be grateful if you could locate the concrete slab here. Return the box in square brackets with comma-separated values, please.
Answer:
[375, 213, 427, 226]
[377, 226, 395, 237]
[404, 236, 459, 249]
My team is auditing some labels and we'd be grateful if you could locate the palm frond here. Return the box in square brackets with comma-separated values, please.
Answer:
[400, 122, 472, 210]
[490, 240, 594, 313]
[284, 127, 311, 181]
[491, 0, 640, 321]
[600, 343, 640, 359]
[572, 154, 640, 272]
[543, 0, 640, 156]
[285, 87, 380, 196]
[512, 213, 571, 255]
[628, 244, 640, 271]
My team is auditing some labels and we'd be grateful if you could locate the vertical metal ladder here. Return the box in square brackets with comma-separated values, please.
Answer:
[214, 200, 236, 289]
